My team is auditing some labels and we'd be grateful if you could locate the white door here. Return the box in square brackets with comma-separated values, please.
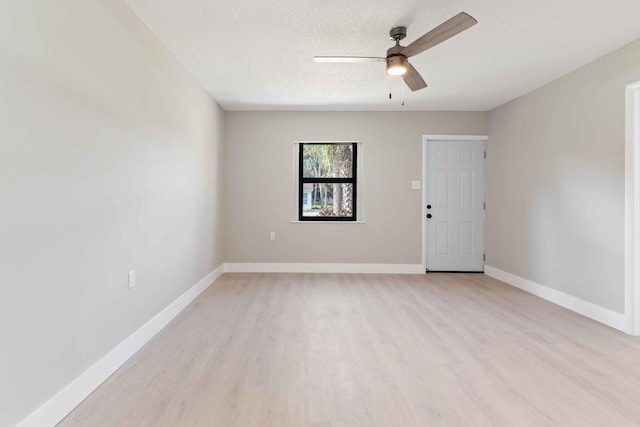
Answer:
[425, 139, 485, 271]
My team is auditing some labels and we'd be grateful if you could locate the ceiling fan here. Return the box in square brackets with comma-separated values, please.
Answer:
[314, 12, 478, 92]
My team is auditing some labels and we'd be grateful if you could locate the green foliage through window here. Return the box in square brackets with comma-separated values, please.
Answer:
[299, 143, 357, 221]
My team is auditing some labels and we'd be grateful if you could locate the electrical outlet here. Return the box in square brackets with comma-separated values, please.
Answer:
[269, 232, 276, 241]
[411, 180, 421, 190]
[128, 270, 136, 289]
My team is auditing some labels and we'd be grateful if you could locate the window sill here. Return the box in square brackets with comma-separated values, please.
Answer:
[290, 220, 367, 224]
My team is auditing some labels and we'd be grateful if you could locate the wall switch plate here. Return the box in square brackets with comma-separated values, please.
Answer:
[128, 270, 136, 289]
[269, 232, 276, 241]
[411, 180, 421, 190]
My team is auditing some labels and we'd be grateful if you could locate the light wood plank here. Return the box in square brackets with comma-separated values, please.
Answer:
[59, 273, 640, 426]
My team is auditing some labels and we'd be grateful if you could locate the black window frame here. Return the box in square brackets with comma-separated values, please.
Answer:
[298, 142, 357, 222]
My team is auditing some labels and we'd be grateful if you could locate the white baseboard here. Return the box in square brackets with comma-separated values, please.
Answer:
[484, 265, 626, 332]
[224, 262, 424, 274]
[17, 264, 225, 427]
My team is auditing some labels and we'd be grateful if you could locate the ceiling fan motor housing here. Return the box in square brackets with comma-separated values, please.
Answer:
[386, 42, 408, 76]
[386, 54, 407, 68]
[385, 43, 408, 75]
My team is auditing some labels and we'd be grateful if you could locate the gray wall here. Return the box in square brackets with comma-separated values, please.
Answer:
[224, 111, 487, 264]
[0, 1, 225, 425]
[486, 39, 640, 313]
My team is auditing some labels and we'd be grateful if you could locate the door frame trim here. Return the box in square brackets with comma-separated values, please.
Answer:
[625, 82, 640, 335]
[422, 135, 488, 272]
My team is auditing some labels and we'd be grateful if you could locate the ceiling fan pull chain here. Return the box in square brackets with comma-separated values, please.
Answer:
[401, 80, 405, 106]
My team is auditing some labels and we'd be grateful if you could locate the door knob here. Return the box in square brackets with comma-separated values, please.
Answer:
[426, 214, 432, 219]
[427, 204, 432, 209]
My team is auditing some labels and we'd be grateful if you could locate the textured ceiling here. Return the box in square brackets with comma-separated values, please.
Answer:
[122, 0, 640, 111]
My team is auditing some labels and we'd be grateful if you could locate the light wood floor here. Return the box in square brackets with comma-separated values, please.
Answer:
[59, 273, 640, 426]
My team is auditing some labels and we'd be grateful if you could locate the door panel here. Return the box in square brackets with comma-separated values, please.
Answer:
[460, 169, 473, 208]
[426, 140, 485, 271]
[459, 222, 473, 255]
[436, 222, 449, 255]
[436, 169, 448, 207]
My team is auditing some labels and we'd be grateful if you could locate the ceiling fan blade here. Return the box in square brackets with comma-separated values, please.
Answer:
[314, 56, 385, 63]
[403, 63, 427, 91]
[401, 12, 477, 58]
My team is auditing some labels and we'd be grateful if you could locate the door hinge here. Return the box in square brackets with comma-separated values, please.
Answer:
[484, 150, 486, 159]
[483, 202, 486, 210]
[483, 253, 486, 262]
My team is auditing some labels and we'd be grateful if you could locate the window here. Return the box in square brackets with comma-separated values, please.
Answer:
[299, 142, 357, 221]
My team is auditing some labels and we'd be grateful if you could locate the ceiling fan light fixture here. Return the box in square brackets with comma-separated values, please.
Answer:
[386, 55, 407, 76]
